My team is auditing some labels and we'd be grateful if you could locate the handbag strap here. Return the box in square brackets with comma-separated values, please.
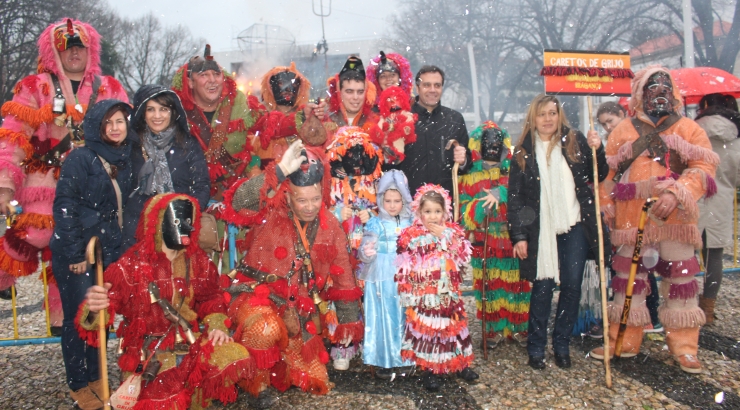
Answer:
[97, 155, 123, 228]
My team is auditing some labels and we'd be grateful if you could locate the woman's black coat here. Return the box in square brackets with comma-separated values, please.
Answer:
[507, 127, 610, 282]
[50, 99, 135, 267]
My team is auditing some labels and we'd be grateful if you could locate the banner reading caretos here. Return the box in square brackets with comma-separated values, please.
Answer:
[541, 49, 633, 96]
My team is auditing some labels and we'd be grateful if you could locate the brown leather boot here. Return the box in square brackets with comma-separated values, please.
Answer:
[665, 326, 702, 373]
[589, 322, 643, 359]
[69, 386, 103, 410]
[699, 296, 716, 325]
[88, 379, 108, 402]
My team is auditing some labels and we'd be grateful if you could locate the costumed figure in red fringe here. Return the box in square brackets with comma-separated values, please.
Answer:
[376, 86, 417, 165]
[327, 126, 383, 253]
[395, 184, 479, 392]
[78, 193, 253, 410]
[459, 121, 530, 349]
[323, 56, 381, 145]
[0, 18, 128, 327]
[170, 45, 264, 201]
[218, 141, 363, 408]
[249, 62, 326, 169]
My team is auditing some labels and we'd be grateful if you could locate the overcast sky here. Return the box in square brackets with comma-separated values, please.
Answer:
[110, 0, 402, 52]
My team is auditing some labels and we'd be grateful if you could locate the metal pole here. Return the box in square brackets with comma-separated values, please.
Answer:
[683, 0, 695, 68]
[467, 42, 481, 128]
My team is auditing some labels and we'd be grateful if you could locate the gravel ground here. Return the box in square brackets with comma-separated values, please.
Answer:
[1, 268, 738, 409]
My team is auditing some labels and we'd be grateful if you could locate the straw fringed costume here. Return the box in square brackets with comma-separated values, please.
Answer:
[395, 184, 474, 374]
[221, 155, 363, 396]
[0, 18, 128, 319]
[171, 52, 264, 201]
[76, 193, 253, 409]
[459, 122, 530, 339]
[250, 63, 326, 168]
[327, 126, 383, 251]
[595, 65, 719, 366]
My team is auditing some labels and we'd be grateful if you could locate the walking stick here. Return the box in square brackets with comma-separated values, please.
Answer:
[445, 140, 461, 221]
[587, 97, 612, 388]
[480, 211, 491, 359]
[614, 198, 655, 359]
[86, 236, 110, 410]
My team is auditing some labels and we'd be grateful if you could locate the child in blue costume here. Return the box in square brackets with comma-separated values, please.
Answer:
[358, 170, 413, 379]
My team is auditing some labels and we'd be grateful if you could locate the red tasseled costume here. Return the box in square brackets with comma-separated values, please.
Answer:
[75, 194, 253, 407]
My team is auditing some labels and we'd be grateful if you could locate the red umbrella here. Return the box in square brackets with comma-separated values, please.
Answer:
[670, 67, 740, 105]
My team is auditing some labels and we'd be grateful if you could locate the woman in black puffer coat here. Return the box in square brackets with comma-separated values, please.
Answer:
[50, 99, 135, 404]
[507, 94, 609, 370]
[121, 85, 210, 252]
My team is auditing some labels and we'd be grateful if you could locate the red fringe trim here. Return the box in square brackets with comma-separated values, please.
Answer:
[13, 213, 54, 230]
[402, 350, 474, 375]
[300, 335, 325, 363]
[270, 360, 291, 392]
[247, 345, 282, 369]
[540, 66, 635, 78]
[73, 302, 114, 348]
[329, 321, 364, 344]
[289, 368, 330, 395]
[218, 178, 264, 227]
[0, 238, 39, 277]
[324, 286, 362, 302]
[227, 118, 246, 134]
[133, 390, 190, 410]
[199, 356, 255, 405]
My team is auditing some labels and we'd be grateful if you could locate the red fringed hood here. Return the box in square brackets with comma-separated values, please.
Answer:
[326, 75, 377, 122]
[37, 18, 102, 82]
[260, 62, 311, 111]
[134, 193, 203, 257]
[171, 64, 238, 112]
[378, 86, 412, 117]
[365, 52, 413, 104]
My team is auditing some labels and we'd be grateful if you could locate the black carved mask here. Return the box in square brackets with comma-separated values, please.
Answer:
[480, 128, 504, 162]
[330, 145, 378, 178]
[161, 199, 195, 250]
[270, 71, 300, 106]
[643, 72, 675, 118]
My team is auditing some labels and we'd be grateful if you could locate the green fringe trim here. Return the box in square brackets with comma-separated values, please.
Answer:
[471, 257, 519, 272]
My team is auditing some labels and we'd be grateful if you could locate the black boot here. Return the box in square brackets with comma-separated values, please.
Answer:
[528, 355, 546, 370]
[375, 367, 394, 380]
[457, 367, 479, 384]
[421, 372, 441, 392]
[246, 388, 279, 409]
[0, 286, 14, 300]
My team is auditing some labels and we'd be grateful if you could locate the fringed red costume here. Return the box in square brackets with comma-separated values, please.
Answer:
[249, 62, 327, 168]
[376, 86, 417, 164]
[221, 160, 363, 396]
[76, 194, 253, 409]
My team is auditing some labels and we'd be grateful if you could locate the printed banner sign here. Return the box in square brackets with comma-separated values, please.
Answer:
[541, 49, 633, 96]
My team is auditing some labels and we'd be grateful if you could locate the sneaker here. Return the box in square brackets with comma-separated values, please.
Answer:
[644, 322, 664, 333]
[483, 333, 504, 349]
[333, 358, 350, 371]
[587, 323, 604, 339]
[375, 367, 393, 380]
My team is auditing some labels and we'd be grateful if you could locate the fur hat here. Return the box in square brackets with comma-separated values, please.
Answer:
[260, 62, 311, 111]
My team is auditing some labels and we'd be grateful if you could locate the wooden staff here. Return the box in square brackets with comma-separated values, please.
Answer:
[86, 236, 110, 410]
[587, 96, 612, 388]
[481, 211, 491, 360]
[614, 198, 654, 359]
[445, 139, 461, 221]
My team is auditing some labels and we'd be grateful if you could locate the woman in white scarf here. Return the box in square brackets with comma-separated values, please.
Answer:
[507, 94, 607, 371]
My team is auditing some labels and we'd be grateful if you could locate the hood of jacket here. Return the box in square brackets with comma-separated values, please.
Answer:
[376, 169, 413, 220]
[82, 99, 134, 167]
[696, 111, 740, 142]
[132, 84, 190, 135]
[260, 62, 311, 111]
[37, 18, 102, 82]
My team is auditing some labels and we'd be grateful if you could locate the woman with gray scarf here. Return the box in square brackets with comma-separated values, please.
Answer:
[121, 85, 210, 251]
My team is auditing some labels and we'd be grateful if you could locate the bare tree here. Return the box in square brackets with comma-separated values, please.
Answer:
[692, 0, 740, 72]
[116, 13, 202, 93]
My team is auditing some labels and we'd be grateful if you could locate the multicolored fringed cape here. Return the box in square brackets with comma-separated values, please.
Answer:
[395, 221, 473, 374]
[459, 123, 531, 338]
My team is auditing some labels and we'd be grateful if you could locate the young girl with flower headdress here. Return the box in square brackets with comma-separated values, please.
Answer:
[395, 184, 478, 391]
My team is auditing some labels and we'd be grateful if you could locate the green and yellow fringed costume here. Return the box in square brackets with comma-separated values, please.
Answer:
[459, 121, 530, 339]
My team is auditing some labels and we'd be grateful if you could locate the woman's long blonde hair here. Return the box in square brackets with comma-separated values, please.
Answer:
[515, 94, 580, 169]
